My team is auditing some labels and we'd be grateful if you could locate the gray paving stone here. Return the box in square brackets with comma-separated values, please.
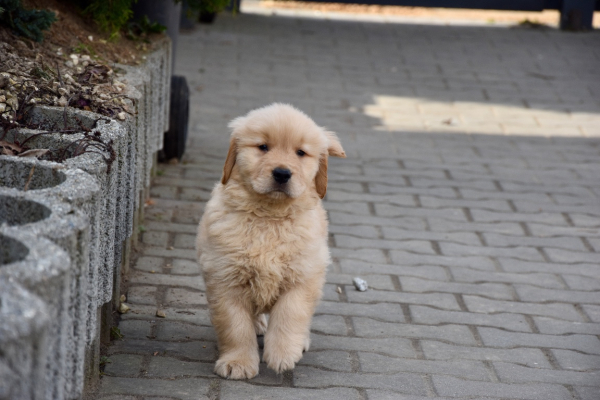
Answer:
[353, 317, 476, 345]
[340, 259, 448, 280]
[298, 350, 353, 372]
[165, 288, 207, 307]
[154, 321, 216, 342]
[359, 353, 488, 380]
[118, 319, 154, 339]
[411, 305, 530, 332]
[375, 203, 467, 221]
[103, 354, 144, 377]
[545, 247, 600, 264]
[99, 376, 211, 400]
[173, 233, 196, 249]
[144, 221, 198, 234]
[334, 234, 436, 254]
[108, 339, 217, 361]
[294, 366, 427, 394]
[331, 247, 388, 264]
[439, 242, 545, 261]
[134, 256, 165, 273]
[145, 357, 213, 379]
[431, 375, 572, 400]
[127, 285, 158, 305]
[129, 271, 205, 291]
[365, 391, 459, 400]
[316, 301, 404, 323]
[328, 211, 426, 230]
[142, 231, 170, 247]
[400, 277, 514, 300]
[309, 333, 415, 358]
[551, 349, 600, 371]
[120, 304, 212, 326]
[533, 316, 600, 335]
[220, 382, 361, 400]
[463, 295, 582, 321]
[478, 328, 600, 355]
[562, 273, 600, 291]
[390, 251, 497, 271]
[346, 289, 461, 310]
[428, 219, 524, 235]
[515, 284, 600, 304]
[328, 224, 381, 239]
[470, 209, 568, 225]
[576, 386, 600, 400]
[494, 362, 600, 386]
[327, 272, 395, 290]
[582, 304, 600, 322]
[420, 341, 552, 368]
[483, 232, 588, 251]
[381, 226, 481, 245]
[144, 246, 197, 260]
[499, 258, 600, 278]
[450, 267, 563, 288]
[169, 258, 202, 275]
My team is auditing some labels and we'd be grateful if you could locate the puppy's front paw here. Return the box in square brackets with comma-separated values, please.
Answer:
[263, 340, 303, 374]
[214, 355, 259, 379]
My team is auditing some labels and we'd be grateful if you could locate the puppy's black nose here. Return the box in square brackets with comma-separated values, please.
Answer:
[272, 168, 292, 184]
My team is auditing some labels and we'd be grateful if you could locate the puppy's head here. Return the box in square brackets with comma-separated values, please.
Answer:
[222, 103, 345, 200]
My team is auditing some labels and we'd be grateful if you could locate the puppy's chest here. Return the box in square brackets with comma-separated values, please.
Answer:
[222, 216, 313, 309]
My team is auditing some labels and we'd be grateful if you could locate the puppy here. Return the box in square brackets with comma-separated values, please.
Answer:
[196, 103, 345, 379]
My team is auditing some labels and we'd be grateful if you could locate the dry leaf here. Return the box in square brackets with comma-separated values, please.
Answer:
[18, 149, 49, 158]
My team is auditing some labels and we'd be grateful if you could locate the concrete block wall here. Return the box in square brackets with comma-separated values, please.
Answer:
[0, 38, 171, 399]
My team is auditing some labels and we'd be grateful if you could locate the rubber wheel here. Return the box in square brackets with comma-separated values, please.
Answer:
[199, 12, 217, 24]
[162, 75, 189, 161]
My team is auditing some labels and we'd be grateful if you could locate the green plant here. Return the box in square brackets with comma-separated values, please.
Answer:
[125, 14, 166, 42]
[110, 326, 124, 340]
[0, 0, 56, 42]
[83, 0, 135, 41]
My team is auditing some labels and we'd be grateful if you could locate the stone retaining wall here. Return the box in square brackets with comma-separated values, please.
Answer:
[0, 38, 171, 400]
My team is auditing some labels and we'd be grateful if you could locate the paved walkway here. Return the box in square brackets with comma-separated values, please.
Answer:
[98, 6, 600, 400]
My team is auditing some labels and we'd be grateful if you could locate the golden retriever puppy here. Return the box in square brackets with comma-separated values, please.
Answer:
[196, 103, 345, 379]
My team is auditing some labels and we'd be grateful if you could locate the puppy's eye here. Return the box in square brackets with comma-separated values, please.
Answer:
[296, 149, 306, 157]
[258, 144, 268, 152]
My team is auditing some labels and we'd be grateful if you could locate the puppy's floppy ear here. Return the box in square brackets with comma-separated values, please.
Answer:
[315, 130, 345, 199]
[315, 155, 328, 199]
[222, 116, 248, 184]
[325, 130, 346, 158]
[221, 138, 237, 184]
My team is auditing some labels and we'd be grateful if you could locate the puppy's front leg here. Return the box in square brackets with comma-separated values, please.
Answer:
[210, 292, 259, 379]
[263, 283, 320, 373]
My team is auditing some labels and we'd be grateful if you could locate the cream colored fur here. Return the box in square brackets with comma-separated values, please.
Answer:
[196, 103, 345, 379]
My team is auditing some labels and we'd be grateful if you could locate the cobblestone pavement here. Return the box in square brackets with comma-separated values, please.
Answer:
[98, 6, 600, 400]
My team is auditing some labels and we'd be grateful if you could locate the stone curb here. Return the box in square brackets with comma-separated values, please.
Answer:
[0, 38, 171, 399]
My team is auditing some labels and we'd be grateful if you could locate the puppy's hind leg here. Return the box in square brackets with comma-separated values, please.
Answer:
[210, 291, 260, 379]
[254, 313, 268, 336]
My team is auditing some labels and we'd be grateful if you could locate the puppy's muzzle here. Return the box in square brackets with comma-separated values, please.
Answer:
[272, 167, 292, 184]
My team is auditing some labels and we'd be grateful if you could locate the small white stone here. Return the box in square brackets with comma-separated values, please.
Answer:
[352, 277, 368, 292]
[0, 103, 6, 113]
[117, 112, 126, 120]
[118, 303, 130, 314]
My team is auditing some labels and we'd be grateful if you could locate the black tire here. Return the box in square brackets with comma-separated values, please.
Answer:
[162, 75, 190, 161]
[199, 11, 217, 24]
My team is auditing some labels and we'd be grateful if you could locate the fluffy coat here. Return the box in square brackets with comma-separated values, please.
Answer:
[196, 103, 345, 379]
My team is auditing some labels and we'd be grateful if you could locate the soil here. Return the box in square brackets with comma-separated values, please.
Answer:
[0, 0, 165, 157]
